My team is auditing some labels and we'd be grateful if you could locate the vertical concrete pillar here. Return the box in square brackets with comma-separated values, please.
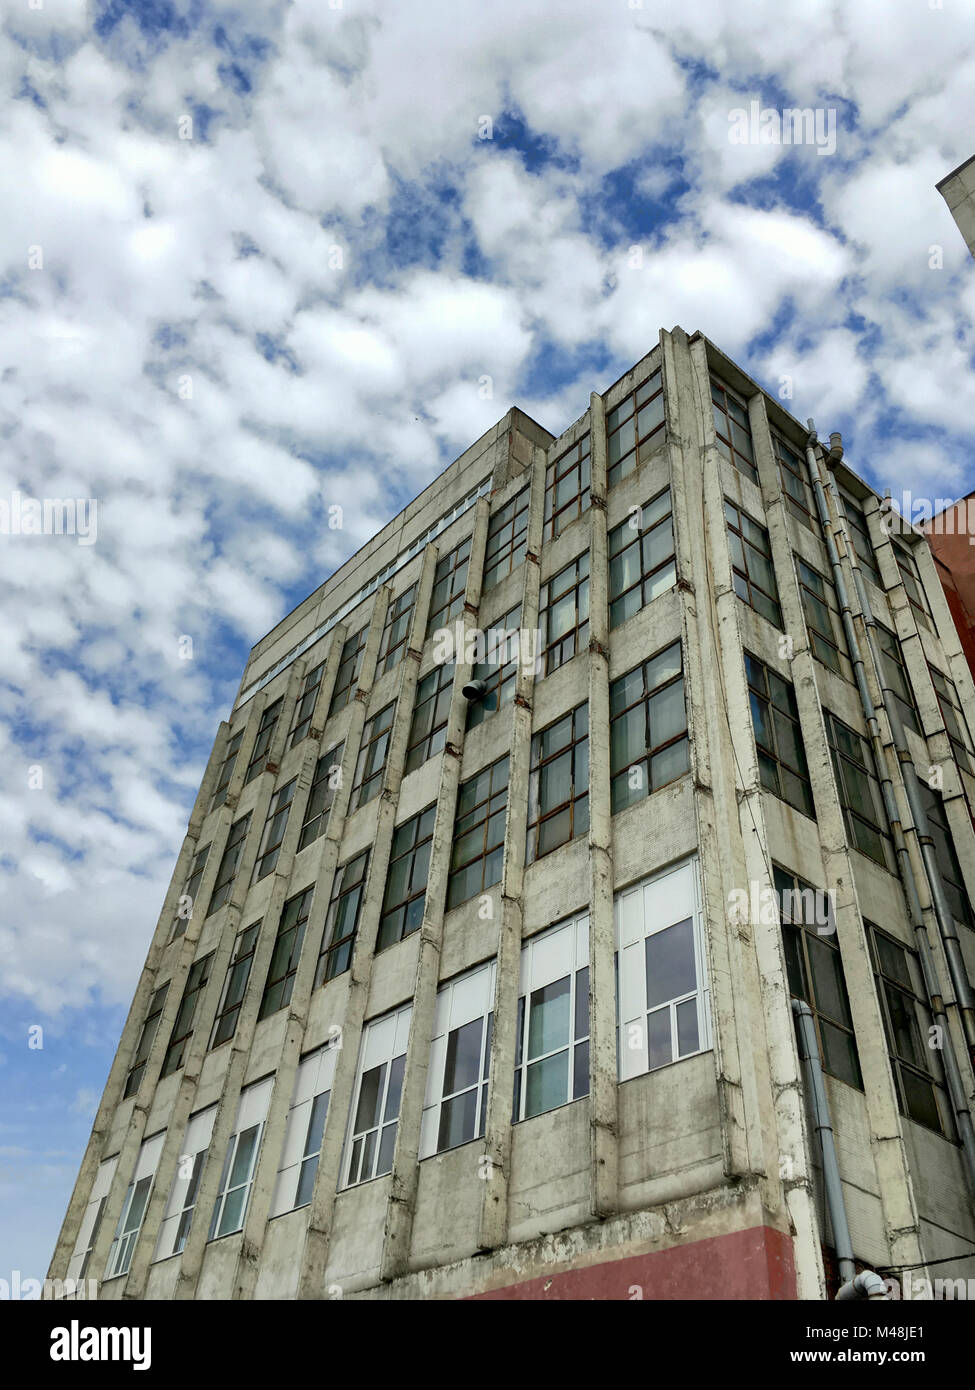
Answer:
[586, 389, 619, 1219]
[476, 444, 548, 1253]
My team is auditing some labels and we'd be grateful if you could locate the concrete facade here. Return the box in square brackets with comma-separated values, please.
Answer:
[938, 153, 975, 260]
[50, 328, 975, 1300]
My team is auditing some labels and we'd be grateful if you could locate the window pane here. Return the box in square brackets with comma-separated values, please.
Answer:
[527, 976, 571, 1058]
[525, 1051, 569, 1117]
[443, 1019, 482, 1096]
[437, 1089, 478, 1151]
[646, 1008, 672, 1070]
[645, 919, 695, 1008]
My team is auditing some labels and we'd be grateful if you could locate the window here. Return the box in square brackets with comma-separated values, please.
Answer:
[838, 492, 880, 587]
[244, 698, 283, 785]
[466, 605, 522, 730]
[745, 654, 815, 818]
[603, 369, 664, 489]
[776, 864, 861, 1088]
[258, 887, 314, 1019]
[616, 859, 709, 1080]
[544, 434, 590, 540]
[606, 368, 666, 490]
[427, 537, 472, 638]
[328, 627, 367, 715]
[210, 729, 243, 811]
[824, 710, 894, 871]
[539, 550, 590, 674]
[447, 756, 509, 908]
[344, 1004, 412, 1187]
[66, 1157, 117, 1282]
[270, 1044, 339, 1214]
[252, 778, 297, 882]
[206, 813, 251, 916]
[483, 488, 528, 592]
[297, 744, 344, 852]
[610, 641, 690, 813]
[608, 486, 676, 627]
[123, 983, 169, 1099]
[154, 1106, 215, 1260]
[350, 702, 395, 811]
[875, 623, 920, 735]
[893, 538, 934, 631]
[774, 434, 817, 530]
[796, 557, 852, 680]
[106, 1134, 164, 1279]
[290, 660, 326, 747]
[725, 500, 781, 627]
[315, 852, 369, 984]
[711, 377, 757, 484]
[210, 921, 261, 1048]
[527, 703, 589, 861]
[919, 782, 974, 930]
[377, 585, 416, 675]
[420, 961, 495, 1156]
[378, 806, 436, 950]
[208, 1078, 272, 1239]
[172, 842, 210, 940]
[929, 665, 973, 773]
[868, 924, 956, 1139]
[514, 913, 589, 1120]
[406, 662, 454, 771]
[161, 952, 214, 1077]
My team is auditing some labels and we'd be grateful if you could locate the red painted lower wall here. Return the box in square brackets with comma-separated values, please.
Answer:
[467, 1225, 796, 1300]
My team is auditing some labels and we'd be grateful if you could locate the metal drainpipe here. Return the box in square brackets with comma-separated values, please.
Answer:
[792, 998, 856, 1285]
[802, 422, 975, 1195]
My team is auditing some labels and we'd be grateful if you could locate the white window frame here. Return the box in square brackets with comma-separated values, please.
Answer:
[513, 911, 590, 1122]
[615, 857, 710, 1082]
[66, 1155, 118, 1283]
[342, 1004, 412, 1188]
[105, 1132, 165, 1280]
[270, 1043, 339, 1216]
[207, 1078, 273, 1240]
[420, 961, 496, 1158]
[154, 1104, 217, 1261]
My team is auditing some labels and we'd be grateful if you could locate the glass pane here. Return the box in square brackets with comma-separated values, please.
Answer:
[676, 999, 699, 1056]
[527, 976, 571, 1059]
[645, 918, 696, 1008]
[384, 1054, 405, 1122]
[574, 967, 589, 1040]
[650, 739, 689, 789]
[806, 937, 851, 1027]
[355, 1064, 385, 1132]
[573, 1039, 590, 1098]
[217, 1185, 246, 1237]
[901, 1068, 942, 1132]
[437, 1089, 478, 1151]
[444, 1019, 482, 1096]
[377, 1123, 397, 1176]
[296, 1155, 319, 1207]
[525, 1051, 569, 1117]
[646, 1008, 672, 1070]
[819, 1021, 860, 1088]
[228, 1127, 259, 1190]
[648, 680, 685, 747]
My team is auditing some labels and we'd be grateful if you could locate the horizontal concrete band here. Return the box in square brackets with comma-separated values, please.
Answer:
[466, 1225, 796, 1300]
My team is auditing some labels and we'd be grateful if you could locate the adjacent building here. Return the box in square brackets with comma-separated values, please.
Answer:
[938, 153, 975, 259]
[50, 327, 975, 1300]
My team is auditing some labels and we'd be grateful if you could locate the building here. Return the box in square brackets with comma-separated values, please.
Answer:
[50, 328, 975, 1301]
[923, 496, 975, 683]
[938, 153, 975, 259]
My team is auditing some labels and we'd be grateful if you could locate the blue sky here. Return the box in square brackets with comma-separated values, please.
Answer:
[2, 0, 975, 1285]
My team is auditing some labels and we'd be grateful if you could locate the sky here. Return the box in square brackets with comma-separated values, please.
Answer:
[2, 0, 975, 1288]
